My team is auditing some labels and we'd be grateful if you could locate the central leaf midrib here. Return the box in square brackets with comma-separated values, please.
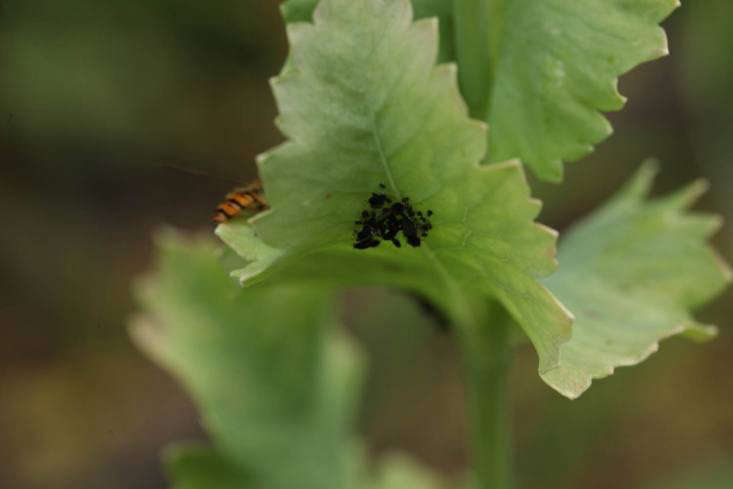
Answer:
[370, 117, 401, 200]
[368, 112, 478, 328]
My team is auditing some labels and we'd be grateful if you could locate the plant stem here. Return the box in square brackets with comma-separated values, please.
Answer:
[459, 301, 513, 489]
[453, 3, 513, 487]
[453, 0, 505, 121]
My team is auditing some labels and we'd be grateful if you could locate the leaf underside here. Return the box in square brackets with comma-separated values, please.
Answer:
[542, 161, 731, 398]
[281, 0, 680, 182]
[485, 0, 679, 181]
[220, 0, 571, 375]
[222, 0, 724, 403]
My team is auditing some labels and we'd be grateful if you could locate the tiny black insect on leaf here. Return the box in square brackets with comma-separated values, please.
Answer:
[352, 186, 433, 250]
[369, 193, 389, 208]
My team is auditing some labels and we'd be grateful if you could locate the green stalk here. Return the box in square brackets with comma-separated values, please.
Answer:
[458, 302, 513, 489]
[453, 0, 505, 121]
[453, 5, 513, 486]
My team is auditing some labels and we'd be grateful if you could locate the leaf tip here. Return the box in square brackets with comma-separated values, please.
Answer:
[682, 321, 719, 343]
[285, 19, 311, 46]
[128, 315, 170, 366]
[670, 178, 709, 209]
[620, 159, 660, 200]
[715, 250, 733, 283]
[540, 365, 588, 400]
[415, 14, 439, 31]
[279, 1, 292, 20]
[212, 221, 229, 241]
[537, 221, 557, 237]
[542, 161, 565, 183]
[255, 151, 271, 166]
[534, 222, 560, 270]
[658, 35, 670, 57]
[436, 62, 459, 86]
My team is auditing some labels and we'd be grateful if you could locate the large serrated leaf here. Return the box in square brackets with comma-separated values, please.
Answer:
[281, 0, 455, 62]
[220, 0, 572, 375]
[483, 0, 679, 181]
[541, 162, 732, 398]
[282, 0, 679, 182]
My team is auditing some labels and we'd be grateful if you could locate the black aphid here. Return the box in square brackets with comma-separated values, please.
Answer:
[354, 238, 380, 249]
[353, 185, 433, 249]
[369, 192, 389, 208]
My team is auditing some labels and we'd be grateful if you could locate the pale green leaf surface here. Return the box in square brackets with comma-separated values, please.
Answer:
[215, 223, 283, 282]
[282, 0, 678, 181]
[281, 0, 455, 62]
[130, 231, 364, 489]
[220, 0, 571, 374]
[485, 0, 679, 181]
[541, 162, 732, 398]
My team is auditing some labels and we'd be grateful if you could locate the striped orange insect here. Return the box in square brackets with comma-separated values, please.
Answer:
[212, 179, 268, 223]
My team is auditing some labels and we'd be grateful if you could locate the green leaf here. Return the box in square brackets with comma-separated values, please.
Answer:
[130, 231, 365, 489]
[483, 0, 679, 181]
[164, 444, 253, 489]
[541, 162, 732, 398]
[283, 0, 678, 181]
[281, 0, 455, 62]
[280, 0, 319, 23]
[220, 0, 571, 375]
[365, 454, 444, 489]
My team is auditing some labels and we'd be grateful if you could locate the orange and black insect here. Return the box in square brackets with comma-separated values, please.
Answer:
[212, 179, 268, 223]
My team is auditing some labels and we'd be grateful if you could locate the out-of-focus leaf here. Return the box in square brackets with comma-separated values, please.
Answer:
[644, 459, 733, 489]
[164, 444, 253, 489]
[365, 454, 444, 489]
[541, 162, 732, 398]
[131, 231, 364, 489]
[219, 0, 571, 377]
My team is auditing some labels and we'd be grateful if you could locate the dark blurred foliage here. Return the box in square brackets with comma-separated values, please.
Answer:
[0, 1, 730, 489]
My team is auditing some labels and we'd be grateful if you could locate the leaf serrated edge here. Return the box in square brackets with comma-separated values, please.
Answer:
[542, 160, 732, 399]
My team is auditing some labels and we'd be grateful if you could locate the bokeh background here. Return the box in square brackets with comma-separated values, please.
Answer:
[1, 1, 731, 488]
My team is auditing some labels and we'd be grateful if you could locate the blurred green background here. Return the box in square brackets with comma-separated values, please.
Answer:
[1, 1, 731, 488]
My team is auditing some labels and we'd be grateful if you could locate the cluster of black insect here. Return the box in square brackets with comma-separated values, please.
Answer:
[353, 183, 433, 249]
